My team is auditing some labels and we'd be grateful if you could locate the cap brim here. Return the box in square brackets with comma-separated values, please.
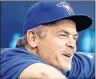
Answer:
[64, 15, 92, 31]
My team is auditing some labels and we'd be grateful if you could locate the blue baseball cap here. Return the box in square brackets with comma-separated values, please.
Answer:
[23, 1, 92, 34]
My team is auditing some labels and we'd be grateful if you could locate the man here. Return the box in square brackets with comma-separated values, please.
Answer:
[1, 1, 95, 79]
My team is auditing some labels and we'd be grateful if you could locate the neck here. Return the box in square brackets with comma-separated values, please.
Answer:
[24, 44, 39, 56]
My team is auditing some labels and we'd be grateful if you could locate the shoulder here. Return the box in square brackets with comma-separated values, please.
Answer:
[1, 47, 39, 60]
[1, 47, 30, 56]
[73, 52, 94, 62]
[67, 52, 95, 79]
[72, 52, 94, 72]
[1, 47, 46, 79]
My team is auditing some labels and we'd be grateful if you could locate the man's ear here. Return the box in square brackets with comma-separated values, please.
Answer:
[26, 30, 37, 48]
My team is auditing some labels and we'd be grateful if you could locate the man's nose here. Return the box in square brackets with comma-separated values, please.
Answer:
[66, 36, 76, 49]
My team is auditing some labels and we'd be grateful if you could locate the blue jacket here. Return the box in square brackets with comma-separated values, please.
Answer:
[1, 46, 95, 79]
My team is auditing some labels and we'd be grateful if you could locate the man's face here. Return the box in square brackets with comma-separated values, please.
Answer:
[36, 19, 78, 71]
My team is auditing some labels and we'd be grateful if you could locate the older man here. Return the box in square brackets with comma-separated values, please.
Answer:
[1, 1, 94, 79]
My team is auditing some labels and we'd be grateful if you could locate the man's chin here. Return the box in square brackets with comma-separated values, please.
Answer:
[63, 67, 71, 71]
[60, 64, 71, 71]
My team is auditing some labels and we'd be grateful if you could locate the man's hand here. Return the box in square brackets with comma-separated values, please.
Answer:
[18, 63, 67, 79]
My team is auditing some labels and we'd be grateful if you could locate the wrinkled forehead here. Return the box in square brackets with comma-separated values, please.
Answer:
[43, 19, 77, 34]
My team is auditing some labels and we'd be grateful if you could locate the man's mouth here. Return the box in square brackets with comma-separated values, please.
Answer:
[62, 53, 72, 58]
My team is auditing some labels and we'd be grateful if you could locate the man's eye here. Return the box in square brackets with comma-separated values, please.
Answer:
[73, 37, 78, 41]
[58, 34, 67, 38]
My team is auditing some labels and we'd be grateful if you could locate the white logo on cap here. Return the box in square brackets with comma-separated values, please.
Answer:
[57, 1, 74, 15]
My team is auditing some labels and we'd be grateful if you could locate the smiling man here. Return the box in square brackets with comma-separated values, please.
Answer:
[1, 1, 94, 79]
[30, 19, 78, 72]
